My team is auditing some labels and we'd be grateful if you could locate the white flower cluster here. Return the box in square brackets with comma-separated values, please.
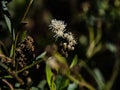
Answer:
[49, 19, 77, 56]
[49, 19, 66, 38]
[63, 32, 77, 50]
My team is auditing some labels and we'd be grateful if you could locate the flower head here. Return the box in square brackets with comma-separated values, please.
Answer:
[64, 32, 77, 45]
[49, 19, 66, 31]
[49, 19, 66, 37]
[49, 19, 77, 57]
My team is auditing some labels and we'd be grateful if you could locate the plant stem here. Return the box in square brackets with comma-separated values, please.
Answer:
[0, 61, 24, 85]
[17, 59, 43, 74]
[21, 0, 33, 22]
[88, 27, 94, 44]
[65, 73, 95, 90]
[7, 70, 24, 85]
[79, 60, 105, 89]
[12, 32, 19, 68]
[2, 79, 14, 90]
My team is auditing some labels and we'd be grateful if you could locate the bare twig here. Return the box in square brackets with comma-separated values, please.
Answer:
[2, 79, 14, 90]
[21, 0, 33, 22]
[17, 59, 43, 74]
[0, 54, 24, 85]
[7, 71, 24, 85]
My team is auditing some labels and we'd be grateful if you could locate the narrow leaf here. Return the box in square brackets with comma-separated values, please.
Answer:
[54, 52, 67, 65]
[36, 52, 46, 61]
[4, 14, 12, 33]
[70, 55, 78, 69]
[46, 64, 56, 90]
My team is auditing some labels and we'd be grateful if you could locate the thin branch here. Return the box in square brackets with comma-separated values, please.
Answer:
[21, 0, 33, 22]
[0, 56, 24, 85]
[79, 60, 105, 89]
[7, 71, 24, 85]
[17, 59, 43, 74]
[2, 79, 14, 90]
[65, 72, 95, 90]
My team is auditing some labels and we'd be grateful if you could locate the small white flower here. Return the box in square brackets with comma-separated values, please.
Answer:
[49, 19, 66, 38]
[49, 19, 66, 32]
[67, 44, 72, 50]
[63, 42, 67, 50]
[64, 33, 69, 38]
[53, 30, 64, 38]
[71, 46, 75, 50]
[69, 41, 74, 46]
[64, 32, 77, 45]
[67, 32, 74, 41]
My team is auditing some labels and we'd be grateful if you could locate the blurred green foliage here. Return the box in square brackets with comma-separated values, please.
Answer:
[0, 0, 120, 90]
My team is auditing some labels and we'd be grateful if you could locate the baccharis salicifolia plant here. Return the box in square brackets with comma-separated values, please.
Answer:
[49, 19, 77, 57]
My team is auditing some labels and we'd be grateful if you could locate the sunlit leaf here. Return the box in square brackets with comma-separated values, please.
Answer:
[46, 64, 56, 90]
[54, 52, 67, 65]
[10, 44, 14, 57]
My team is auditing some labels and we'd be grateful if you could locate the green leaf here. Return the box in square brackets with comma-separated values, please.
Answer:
[4, 14, 12, 33]
[86, 41, 95, 58]
[30, 87, 39, 90]
[88, 27, 94, 44]
[79, 35, 88, 46]
[106, 43, 117, 53]
[54, 52, 67, 65]
[20, 31, 27, 42]
[46, 64, 56, 90]
[93, 43, 102, 54]
[37, 80, 47, 90]
[70, 55, 78, 69]
[56, 75, 70, 90]
[93, 68, 105, 90]
[15, 83, 21, 88]
[67, 83, 77, 90]
[0, 62, 9, 70]
[35, 52, 46, 61]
